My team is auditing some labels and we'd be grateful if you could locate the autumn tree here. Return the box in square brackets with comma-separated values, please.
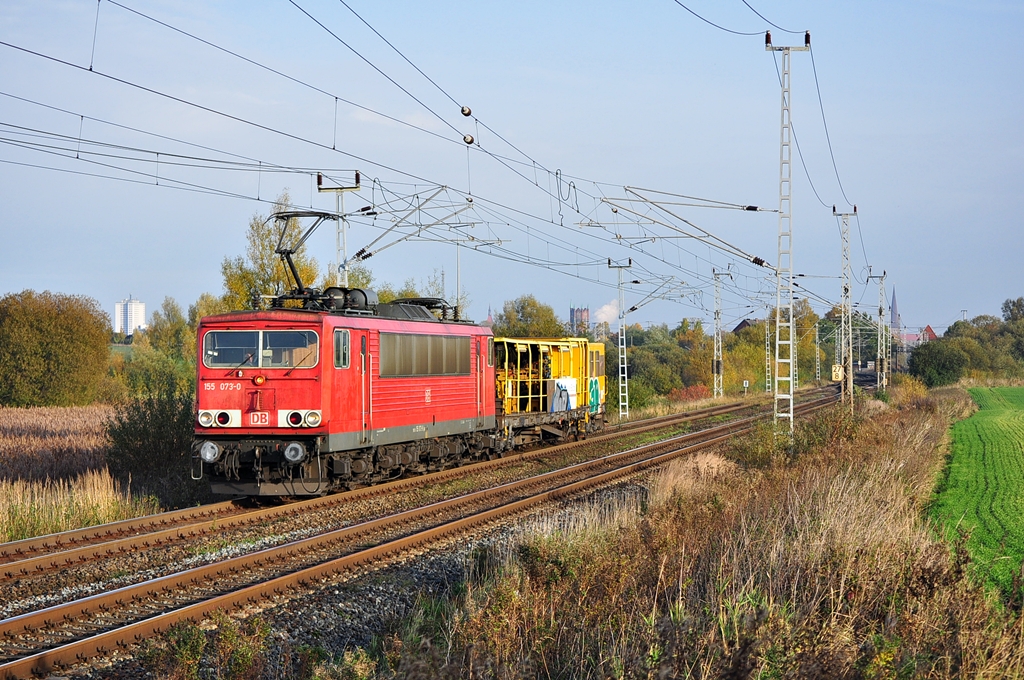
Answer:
[0, 290, 110, 406]
[491, 295, 566, 337]
[221, 192, 320, 309]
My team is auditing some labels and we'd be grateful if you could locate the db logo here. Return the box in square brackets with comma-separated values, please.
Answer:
[249, 411, 270, 426]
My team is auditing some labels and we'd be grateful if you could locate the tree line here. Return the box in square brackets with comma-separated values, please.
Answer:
[907, 297, 1024, 387]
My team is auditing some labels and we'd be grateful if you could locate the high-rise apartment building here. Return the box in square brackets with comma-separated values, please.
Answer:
[114, 296, 146, 335]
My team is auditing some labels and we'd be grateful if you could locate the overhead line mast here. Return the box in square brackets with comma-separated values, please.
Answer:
[834, 206, 856, 412]
[766, 30, 810, 432]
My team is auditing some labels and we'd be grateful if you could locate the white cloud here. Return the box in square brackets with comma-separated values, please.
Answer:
[594, 299, 618, 324]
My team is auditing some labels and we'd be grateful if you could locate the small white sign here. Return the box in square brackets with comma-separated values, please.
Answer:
[743, 380, 749, 388]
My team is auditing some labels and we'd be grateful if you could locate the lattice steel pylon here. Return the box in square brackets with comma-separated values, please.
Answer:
[869, 269, 888, 390]
[609, 258, 632, 420]
[835, 206, 856, 413]
[765, 304, 772, 393]
[712, 268, 732, 398]
[766, 31, 809, 431]
[815, 321, 821, 382]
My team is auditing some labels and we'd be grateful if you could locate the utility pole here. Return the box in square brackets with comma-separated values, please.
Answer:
[713, 268, 733, 398]
[868, 269, 887, 390]
[834, 205, 855, 413]
[609, 258, 632, 420]
[317, 171, 361, 287]
[766, 30, 810, 431]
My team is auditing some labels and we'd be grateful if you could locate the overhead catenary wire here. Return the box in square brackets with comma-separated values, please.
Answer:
[739, 0, 803, 34]
[669, 0, 764, 36]
[2, 10, 849, 326]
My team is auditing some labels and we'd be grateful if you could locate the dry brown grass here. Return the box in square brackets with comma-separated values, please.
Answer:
[383, 388, 1024, 679]
[0, 404, 112, 481]
[0, 468, 159, 542]
[606, 391, 771, 425]
[0, 404, 164, 542]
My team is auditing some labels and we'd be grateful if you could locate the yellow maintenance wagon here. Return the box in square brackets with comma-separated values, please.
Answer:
[492, 337, 605, 446]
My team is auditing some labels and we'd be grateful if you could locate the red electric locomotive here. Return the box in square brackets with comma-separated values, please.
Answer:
[193, 289, 499, 495]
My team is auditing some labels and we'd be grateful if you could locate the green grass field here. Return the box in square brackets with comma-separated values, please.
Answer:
[931, 387, 1024, 595]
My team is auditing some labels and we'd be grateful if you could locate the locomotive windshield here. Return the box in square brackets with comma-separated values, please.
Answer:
[203, 330, 318, 369]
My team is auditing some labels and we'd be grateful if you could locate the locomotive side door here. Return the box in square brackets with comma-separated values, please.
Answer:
[356, 332, 370, 445]
[476, 338, 482, 427]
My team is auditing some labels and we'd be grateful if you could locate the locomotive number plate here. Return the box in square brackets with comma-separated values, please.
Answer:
[249, 411, 271, 426]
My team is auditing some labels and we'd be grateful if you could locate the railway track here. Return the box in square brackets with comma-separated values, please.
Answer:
[0, 389, 837, 678]
[0, 392, 805, 584]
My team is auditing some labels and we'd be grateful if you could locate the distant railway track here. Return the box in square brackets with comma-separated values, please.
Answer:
[0, 389, 838, 678]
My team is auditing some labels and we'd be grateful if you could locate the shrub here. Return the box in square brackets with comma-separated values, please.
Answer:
[889, 374, 929, 408]
[909, 340, 969, 387]
[105, 388, 209, 508]
[211, 611, 271, 680]
[729, 420, 790, 468]
[140, 620, 207, 680]
[667, 384, 712, 402]
[0, 290, 110, 406]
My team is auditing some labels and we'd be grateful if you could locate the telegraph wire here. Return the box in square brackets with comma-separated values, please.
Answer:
[1, 27, 834, 321]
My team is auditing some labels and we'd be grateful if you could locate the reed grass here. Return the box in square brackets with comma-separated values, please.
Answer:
[0, 404, 113, 481]
[0, 468, 159, 542]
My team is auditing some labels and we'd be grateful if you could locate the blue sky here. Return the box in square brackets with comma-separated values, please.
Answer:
[1, 0, 1021, 334]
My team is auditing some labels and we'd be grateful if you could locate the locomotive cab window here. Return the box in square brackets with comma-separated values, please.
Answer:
[334, 329, 351, 368]
[203, 331, 258, 368]
[203, 330, 318, 369]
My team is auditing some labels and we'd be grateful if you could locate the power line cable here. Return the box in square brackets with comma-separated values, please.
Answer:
[104, 0, 459, 148]
[287, 0, 465, 140]
[809, 45, 853, 207]
[669, 0, 763, 36]
[738, 0, 803, 33]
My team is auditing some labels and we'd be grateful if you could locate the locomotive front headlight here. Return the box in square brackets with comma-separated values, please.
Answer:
[283, 442, 306, 463]
[304, 410, 321, 427]
[199, 441, 222, 463]
[198, 411, 215, 427]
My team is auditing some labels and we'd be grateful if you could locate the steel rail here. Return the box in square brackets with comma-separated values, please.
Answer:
[0, 394, 785, 580]
[0, 394, 836, 678]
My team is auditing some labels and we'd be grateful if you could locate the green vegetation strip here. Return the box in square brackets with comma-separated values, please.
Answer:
[931, 387, 1024, 594]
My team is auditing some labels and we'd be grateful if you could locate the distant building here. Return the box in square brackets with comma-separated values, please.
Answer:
[732, 319, 756, 333]
[569, 306, 590, 336]
[481, 306, 494, 329]
[114, 296, 146, 335]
